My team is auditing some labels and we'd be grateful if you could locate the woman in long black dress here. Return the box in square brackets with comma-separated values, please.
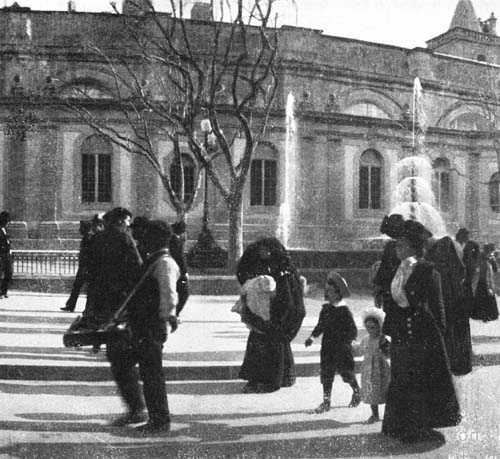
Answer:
[237, 237, 305, 393]
[379, 216, 461, 443]
[471, 243, 499, 322]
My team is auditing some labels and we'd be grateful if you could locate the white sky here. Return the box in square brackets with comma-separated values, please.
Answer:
[8, 0, 500, 49]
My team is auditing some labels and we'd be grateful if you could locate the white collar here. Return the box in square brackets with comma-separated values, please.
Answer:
[401, 256, 417, 269]
[332, 299, 347, 307]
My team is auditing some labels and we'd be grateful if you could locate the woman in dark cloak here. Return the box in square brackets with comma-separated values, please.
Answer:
[236, 237, 305, 393]
[471, 243, 499, 322]
[379, 215, 461, 443]
[426, 236, 473, 376]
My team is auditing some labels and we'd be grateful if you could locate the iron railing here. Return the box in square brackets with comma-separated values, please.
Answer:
[12, 250, 79, 277]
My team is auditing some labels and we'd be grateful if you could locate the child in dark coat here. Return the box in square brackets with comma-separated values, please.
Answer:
[305, 271, 360, 413]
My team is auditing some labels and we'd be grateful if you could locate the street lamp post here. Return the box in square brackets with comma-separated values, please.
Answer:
[187, 117, 227, 270]
[200, 118, 215, 230]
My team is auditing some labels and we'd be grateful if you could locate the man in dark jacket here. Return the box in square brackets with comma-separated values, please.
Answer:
[0, 211, 12, 299]
[83, 207, 143, 326]
[108, 220, 180, 433]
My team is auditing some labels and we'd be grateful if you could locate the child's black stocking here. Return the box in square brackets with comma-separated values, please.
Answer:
[346, 374, 360, 408]
[367, 404, 380, 423]
[315, 380, 333, 413]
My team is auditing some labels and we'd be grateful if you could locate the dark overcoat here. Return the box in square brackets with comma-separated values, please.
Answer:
[426, 236, 472, 376]
[382, 260, 461, 439]
[239, 267, 305, 389]
[86, 226, 143, 322]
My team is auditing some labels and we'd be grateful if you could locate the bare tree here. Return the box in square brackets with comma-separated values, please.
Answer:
[470, 65, 500, 172]
[61, 0, 286, 272]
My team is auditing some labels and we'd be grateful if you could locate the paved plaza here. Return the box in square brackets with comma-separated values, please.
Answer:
[0, 292, 500, 458]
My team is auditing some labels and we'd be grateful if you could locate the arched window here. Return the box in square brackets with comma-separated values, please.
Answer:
[449, 113, 488, 131]
[490, 172, 500, 213]
[169, 154, 196, 203]
[60, 81, 112, 99]
[250, 145, 277, 206]
[359, 149, 382, 209]
[81, 135, 112, 203]
[432, 157, 451, 212]
[345, 103, 390, 119]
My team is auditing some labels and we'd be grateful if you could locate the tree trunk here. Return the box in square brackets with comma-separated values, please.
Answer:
[227, 200, 243, 274]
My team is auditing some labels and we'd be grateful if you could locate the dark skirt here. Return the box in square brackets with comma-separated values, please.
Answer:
[382, 335, 461, 439]
[470, 282, 499, 322]
[239, 331, 296, 390]
[444, 316, 473, 376]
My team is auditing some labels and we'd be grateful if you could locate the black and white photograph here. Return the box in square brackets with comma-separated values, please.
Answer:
[1, 0, 500, 457]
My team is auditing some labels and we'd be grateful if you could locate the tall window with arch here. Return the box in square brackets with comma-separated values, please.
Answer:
[359, 149, 382, 209]
[250, 145, 278, 206]
[490, 172, 500, 213]
[169, 153, 196, 203]
[432, 157, 451, 212]
[81, 135, 112, 203]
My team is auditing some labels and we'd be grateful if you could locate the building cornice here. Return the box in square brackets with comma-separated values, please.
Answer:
[427, 27, 500, 49]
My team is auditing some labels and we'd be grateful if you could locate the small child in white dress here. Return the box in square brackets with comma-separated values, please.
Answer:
[359, 307, 391, 423]
[232, 275, 276, 329]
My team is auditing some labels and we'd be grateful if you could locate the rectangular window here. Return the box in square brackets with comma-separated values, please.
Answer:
[250, 160, 263, 206]
[370, 167, 381, 209]
[263, 160, 277, 206]
[82, 154, 111, 203]
[434, 171, 451, 212]
[251, 159, 277, 206]
[359, 166, 369, 209]
[440, 172, 450, 212]
[82, 154, 96, 203]
[360, 165, 381, 209]
[97, 155, 112, 202]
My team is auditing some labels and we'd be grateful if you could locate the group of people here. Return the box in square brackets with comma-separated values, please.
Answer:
[0, 204, 485, 441]
[64, 207, 189, 434]
[233, 217, 499, 444]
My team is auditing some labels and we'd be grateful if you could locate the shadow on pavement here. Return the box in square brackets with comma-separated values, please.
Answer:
[0, 414, 448, 458]
[0, 380, 249, 396]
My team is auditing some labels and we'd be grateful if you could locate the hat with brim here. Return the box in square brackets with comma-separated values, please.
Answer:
[400, 219, 433, 245]
[380, 214, 405, 238]
[326, 271, 351, 298]
[381, 214, 432, 244]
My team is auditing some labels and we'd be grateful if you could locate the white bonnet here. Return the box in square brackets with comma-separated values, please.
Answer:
[362, 307, 386, 327]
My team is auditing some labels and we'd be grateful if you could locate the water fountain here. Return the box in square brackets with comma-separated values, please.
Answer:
[277, 92, 297, 247]
[389, 77, 448, 238]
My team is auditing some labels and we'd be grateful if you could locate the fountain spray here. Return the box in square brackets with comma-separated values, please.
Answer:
[277, 92, 297, 247]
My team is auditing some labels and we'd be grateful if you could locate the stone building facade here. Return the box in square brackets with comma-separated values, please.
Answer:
[1, 0, 500, 250]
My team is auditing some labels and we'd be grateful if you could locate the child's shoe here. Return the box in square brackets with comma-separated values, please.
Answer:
[314, 400, 331, 413]
[366, 415, 380, 423]
[348, 389, 361, 408]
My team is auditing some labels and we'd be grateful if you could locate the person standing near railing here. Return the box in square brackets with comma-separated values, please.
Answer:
[61, 220, 93, 312]
[0, 211, 12, 299]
